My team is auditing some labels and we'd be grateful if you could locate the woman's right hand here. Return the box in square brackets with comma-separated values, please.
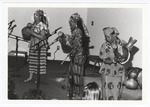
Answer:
[113, 57, 118, 63]
[103, 58, 114, 64]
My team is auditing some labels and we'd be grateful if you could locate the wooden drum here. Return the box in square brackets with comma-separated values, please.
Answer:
[21, 26, 32, 41]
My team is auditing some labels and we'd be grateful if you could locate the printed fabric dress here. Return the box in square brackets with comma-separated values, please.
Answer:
[69, 28, 86, 98]
[28, 22, 48, 75]
[99, 42, 125, 100]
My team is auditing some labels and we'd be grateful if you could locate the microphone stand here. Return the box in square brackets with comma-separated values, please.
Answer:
[35, 43, 41, 90]
[31, 27, 62, 50]
[32, 27, 62, 90]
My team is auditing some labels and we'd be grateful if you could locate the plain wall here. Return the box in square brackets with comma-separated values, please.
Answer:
[87, 8, 142, 68]
[8, 8, 88, 61]
[8, 8, 142, 68]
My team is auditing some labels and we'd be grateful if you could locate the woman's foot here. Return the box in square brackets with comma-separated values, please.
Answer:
[24, 78, 32, 82]
[34, 80, 37, 84]
[24, 73, 33, 83]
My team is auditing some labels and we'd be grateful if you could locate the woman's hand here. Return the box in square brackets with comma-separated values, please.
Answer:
[66, 41, 71, 46]
[103, 58, 114, 64]
[29, 29, 46, 40]
[113, 57, 120, 63]
[113, 57, 126, 64]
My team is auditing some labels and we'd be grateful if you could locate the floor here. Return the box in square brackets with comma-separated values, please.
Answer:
[8, 60, 142, 100]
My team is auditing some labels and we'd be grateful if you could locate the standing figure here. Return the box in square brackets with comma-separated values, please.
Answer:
[24, 9, 49, 83]
[48, 13, 90, 99]
[68, 13, 90, 99]
[99, 27, 126, 100]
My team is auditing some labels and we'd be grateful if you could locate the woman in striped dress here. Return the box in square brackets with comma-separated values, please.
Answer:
[24, 10, 49, 83]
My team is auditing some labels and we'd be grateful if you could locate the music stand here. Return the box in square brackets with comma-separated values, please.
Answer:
[8, 33, 29, 77]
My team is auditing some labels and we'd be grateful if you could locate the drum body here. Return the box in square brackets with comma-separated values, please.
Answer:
[22, 27, 32, 41]
[59, 34, 72, 54]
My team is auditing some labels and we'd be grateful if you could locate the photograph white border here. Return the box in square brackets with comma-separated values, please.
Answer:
[0, 0, 150, 107]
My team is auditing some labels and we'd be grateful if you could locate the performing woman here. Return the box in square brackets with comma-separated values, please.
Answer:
[49, 13, 90, 99]
[24, 9, 49, 83]
[99, 27, 126, 100]
[68, 13, 90, 99]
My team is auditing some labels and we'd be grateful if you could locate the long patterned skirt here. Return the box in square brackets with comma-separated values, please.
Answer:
[28, 46, 47, 74]
[99, 63, 125, 100]
[69, 54, 86, 98]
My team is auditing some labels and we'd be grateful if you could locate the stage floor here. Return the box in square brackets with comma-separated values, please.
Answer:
[8, 60, 142, 100]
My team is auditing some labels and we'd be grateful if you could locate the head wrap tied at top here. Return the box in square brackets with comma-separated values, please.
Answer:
[70, 13, 81, 23]
[103, 27, 119, 38]
[103, 27, 119, 37]
[35, 9, 49, 28]
[70, 13, 90, 37]
[35, 9, 44, 17]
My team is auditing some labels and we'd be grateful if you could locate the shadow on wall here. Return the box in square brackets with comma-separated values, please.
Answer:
[124, 46, 139, 69]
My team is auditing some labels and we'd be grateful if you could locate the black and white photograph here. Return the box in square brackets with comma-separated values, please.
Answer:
[1, 1, 149, 106]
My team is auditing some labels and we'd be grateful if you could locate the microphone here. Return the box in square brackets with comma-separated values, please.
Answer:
[51, 27, 62, 35]
[9, 25, 17, 34]
[10, 25, 17, 30]
[56, 27, 62, 32]
[8, 20, 15, 29]
[8, 19, 15, 25]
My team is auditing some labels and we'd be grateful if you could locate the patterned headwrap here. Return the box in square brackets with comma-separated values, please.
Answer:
[35, 9, 44, 17]
[103, 27, 121, 44]
[35, 9, 49, 28]
[103, 27, 119, 38]
[69, 13, 90, 37]
[70, 13, 81, 23]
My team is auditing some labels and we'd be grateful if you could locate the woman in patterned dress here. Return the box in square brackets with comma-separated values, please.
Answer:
[68, 13, 90, 99]
[99, 27, 126, 100]
[24, 10, 49, 83]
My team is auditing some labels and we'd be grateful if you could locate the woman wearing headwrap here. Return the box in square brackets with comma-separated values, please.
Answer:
[68, 13, 90, 99]
[47, 13, 90, 99]
[99, 27, 126, 100]
[24, 9, 49, 83]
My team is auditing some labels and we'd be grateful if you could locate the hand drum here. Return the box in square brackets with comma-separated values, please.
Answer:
[21, 27, 32, 41]
[114, 45, 129, 63]
[114, 37, 137, 64]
